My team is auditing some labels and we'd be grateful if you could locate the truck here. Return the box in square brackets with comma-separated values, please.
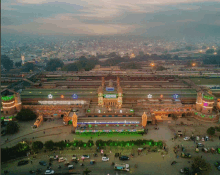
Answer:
[114, 163, 129, 172]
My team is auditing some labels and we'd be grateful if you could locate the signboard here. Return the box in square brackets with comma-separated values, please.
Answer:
[72, 94, 78, 99]
[106, 87, 114, 91]
[104, 94, 117, 98]
[4, 119, 12, 121]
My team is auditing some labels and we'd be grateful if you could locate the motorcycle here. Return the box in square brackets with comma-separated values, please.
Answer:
[80, 163, 84, 166]
[171, 161, 177, 165]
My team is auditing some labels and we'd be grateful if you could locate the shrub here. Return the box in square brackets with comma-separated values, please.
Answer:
[16, 108, 37, 121]
[32, 141, 44, 151]
[207, 127, 215, 135]
[6, 121, 19, 134]
[45, 140, 54, 150]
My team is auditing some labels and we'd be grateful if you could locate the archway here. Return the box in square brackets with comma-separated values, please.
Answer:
[168, 114, 172, 117]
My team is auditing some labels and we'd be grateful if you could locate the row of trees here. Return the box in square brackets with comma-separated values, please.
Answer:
[1, 142, 30, 162]
[206, 126, 220, 135]
[32, 139, 163, 151]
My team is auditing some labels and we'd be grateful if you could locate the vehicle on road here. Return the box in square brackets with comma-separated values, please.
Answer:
[214, 161, 220, 167]
[81, 155, 90, 159]
[58, 157, 67, 162]
[183, 137, 190, 141]
[202, 148, 208, 153]
[18, 160, 29, 166]
[119, 156, 129, 160]
[178, 131, 183, 137]
[181, 153, 191, 158]
[102, 157, 109, 161]
[197, 143, 204, 147]
[114, 163, 129, 171]
[180, 167, 189, 174]
[90, 160, 96, 165]
[72, 155, 77, 162]
[45, 170, 54, 174]
[171, 161, 177, 165]
[217, 166, 220, 171]
[68, 165, 74, 170]
[39, 161, 47, 166]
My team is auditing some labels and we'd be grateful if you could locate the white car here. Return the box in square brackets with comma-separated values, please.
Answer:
[81, 155, 90, 159]
[183, 137, 190, 141]
[45, 170, 54, 174]
[102, 157, 109, 161]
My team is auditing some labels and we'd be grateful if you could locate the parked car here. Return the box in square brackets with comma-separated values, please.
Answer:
[184, 137, 190, 141]
[39, 161, 47, 166]
[197, 143, 204, 147]
[181, 153, 191, 158]
[1, 130, 7, 136]
[102, 157, 109, 161]
[81, 155, 90, 159]
[180, 167, 189, 174]
[45, 170, 55, 174]
[214, 161, 220, 167]
[58, 157, 67, 162]
[119, 156, 129, 160]
[18, 160, 29, 166]
[68, 165, 74, 170]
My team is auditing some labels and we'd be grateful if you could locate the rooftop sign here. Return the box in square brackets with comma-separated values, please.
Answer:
[104, 94, 117, 98]
[106, 87, 114, 91]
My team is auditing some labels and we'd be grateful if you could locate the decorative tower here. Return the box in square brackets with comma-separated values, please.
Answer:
[72, 112, 78, 128]
[117, 86, 123, 108]
[21, 55, 25, 65]
[196, 91, 203, 112]
[102, 77, 105, 87]
[98, 86, 104, 106]
[142, 112, 148, 128]
[117, 76, 120, 86]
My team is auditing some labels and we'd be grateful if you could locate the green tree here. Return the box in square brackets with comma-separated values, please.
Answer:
[192, 156, 211, 174]
[171, 114, 178, 125]
[83, 168, 91, 175]
[55, 141, 66, 149]
[1, 55, 14, 71]
[32, 141, 44, 151]
[156, 66, 167, 71]
[46, 58, 64, 71]
[6, 121, 19, 134]
[16, 108, 37, 121]
[22, 62, 35, 72]
[45, 140, 54, 150]
[15, 61, 22, 68]
[87, 140, 94, 147]
[207, 127, 215, 135]
[206, 49, 215, 54]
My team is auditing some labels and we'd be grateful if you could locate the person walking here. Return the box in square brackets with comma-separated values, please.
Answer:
[162, 155, 165, 160]
[31, 160, 32, 164]
[44, 131, 45, 134]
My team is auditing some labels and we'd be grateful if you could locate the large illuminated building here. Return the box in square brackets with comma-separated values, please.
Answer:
[1, 72, 220, 132]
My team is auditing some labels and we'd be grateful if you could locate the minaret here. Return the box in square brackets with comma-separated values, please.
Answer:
[117, 86, 123, 108]
[98, 86, 104, 106]
[142, 112, 148, 128]
[117, 76, 120, 86]
[102, 77, 105, 87]
[21, 55, 25, 65]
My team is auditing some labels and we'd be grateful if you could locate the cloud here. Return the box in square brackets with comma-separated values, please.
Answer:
[2, 13, 137, 35]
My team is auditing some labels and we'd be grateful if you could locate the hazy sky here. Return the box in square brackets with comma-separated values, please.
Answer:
[2, 0, 220, 37]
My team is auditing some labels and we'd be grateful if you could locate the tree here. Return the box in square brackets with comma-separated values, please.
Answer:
[15, 61, 22, 68]
[16, 108, 37, 121]
[206, 49, 215, 54]
[46, 58, 64, 71]
[87, 140, 94, 147]
[22, 62, 35, 72]
[156, 66, 167, 71]
[55, 141, 66, 149]
[217, 49, 220, 55]
[45, 140, 54, 150]
[32, 141, 44, 151]
[207, 127, 215, 136]
[6, 121, 19, 134]
[83, 168, 91, 175]
[1, 55, 14, 71]
[171, 114, 178, 125]
[192, 156, 211, 174]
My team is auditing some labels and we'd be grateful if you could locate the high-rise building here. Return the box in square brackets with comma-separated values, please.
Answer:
[21, 55, 25, 65]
